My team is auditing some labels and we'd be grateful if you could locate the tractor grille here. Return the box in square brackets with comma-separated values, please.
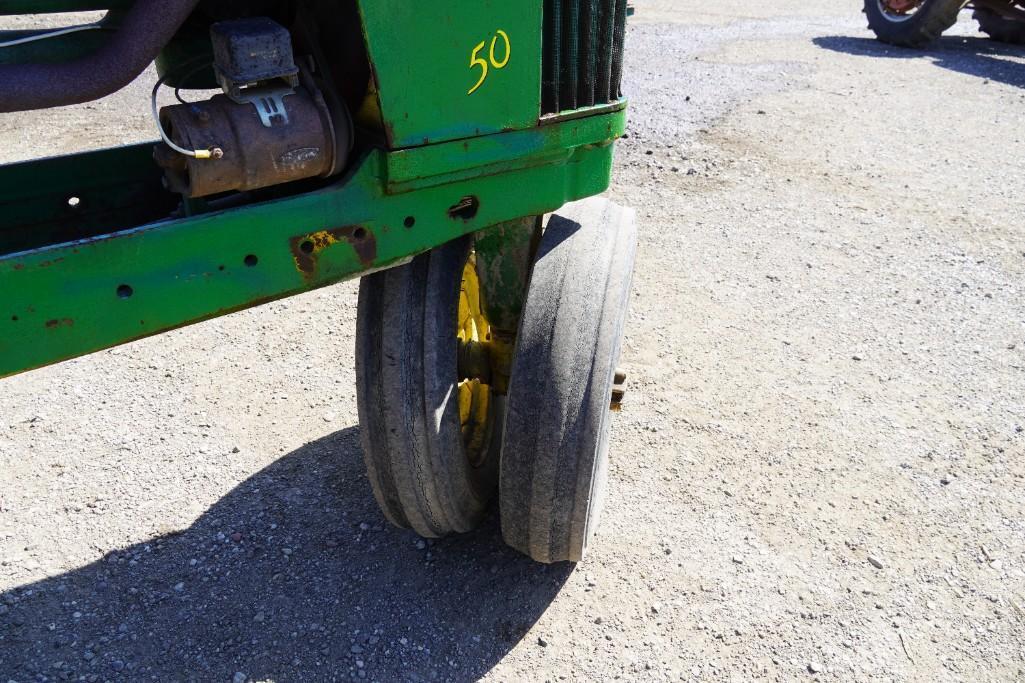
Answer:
[541, 0, 628, 115]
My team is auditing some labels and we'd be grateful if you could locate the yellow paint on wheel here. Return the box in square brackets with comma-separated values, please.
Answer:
[457, 255, 493, 466]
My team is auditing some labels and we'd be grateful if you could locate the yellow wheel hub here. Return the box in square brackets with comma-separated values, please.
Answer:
[457, 254, 492, 466]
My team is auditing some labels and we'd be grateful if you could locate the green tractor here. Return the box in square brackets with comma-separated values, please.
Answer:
[865, 0, 1025, 47]
[0, 0, 636, 564]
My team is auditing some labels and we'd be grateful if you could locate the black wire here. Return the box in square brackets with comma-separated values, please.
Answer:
[173, 62, 214, 105]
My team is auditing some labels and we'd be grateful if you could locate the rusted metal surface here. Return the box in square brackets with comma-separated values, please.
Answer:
[0, 0, 201, 112]
[289, 225, 377, 278]
[156, 81, 346, 198]
[1, 107, 623, 379]
[611, 367, 627, 411]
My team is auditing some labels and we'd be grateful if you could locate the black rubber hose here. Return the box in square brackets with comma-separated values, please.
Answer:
[0, 0, 201, 113]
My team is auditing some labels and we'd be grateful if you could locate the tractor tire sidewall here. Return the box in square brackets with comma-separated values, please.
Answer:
[974, 7, 1025, 44]
[864, 0, 965, 47]
[423, 239, 502, 517]
[355, 236, 499, 538]
[500, 199, 637, 563]
[581, 219, 637, 555]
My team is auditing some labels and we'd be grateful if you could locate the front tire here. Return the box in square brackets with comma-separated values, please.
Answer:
[355, 237, 502, 537]
[500, 198, 637, 564]
[864, 0, 965, 47]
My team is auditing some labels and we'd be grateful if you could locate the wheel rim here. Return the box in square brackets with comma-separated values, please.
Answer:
[877, 0, 926, 21]
[457, 253, 493, 467]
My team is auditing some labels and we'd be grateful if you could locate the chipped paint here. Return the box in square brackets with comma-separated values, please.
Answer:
[0, 109, 622, 380]
[290, 225, 377, 278]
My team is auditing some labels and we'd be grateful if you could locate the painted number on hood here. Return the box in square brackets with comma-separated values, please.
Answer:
[468, 29, 511, 95]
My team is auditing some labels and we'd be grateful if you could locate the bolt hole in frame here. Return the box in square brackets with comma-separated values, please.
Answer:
[116, 284, 134, 299]
[244, 254, 259, 267]
[0, 1, 627, 384]
[448, 195, 480, 221]
[404, 216, 416, 229]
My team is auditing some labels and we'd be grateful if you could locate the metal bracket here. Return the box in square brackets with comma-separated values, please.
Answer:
[236, 85, 295, 127]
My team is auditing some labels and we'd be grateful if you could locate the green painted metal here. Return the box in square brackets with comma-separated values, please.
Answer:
[384, 103, 626, 193]
[0, 143, 176, 255]
[0, 110, 624, 379]
[474, 217, 540, 333]
[472, 215, 541, 395]
[0, 2, 627, 379]
[357, 0, 543, 148]
[0, 109, 624, 255]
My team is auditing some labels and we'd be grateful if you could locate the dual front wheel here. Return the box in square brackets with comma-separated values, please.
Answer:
[355, 199, 637, 563]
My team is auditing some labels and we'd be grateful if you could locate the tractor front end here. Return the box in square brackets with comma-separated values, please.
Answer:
[0, 1, 636, 563]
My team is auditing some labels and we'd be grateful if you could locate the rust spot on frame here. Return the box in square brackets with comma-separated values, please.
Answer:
[44, 318, 73, 329]
[289, 225, 377, 279]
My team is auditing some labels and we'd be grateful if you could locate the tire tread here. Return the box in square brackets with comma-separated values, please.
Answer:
[500, 198, 637, 563]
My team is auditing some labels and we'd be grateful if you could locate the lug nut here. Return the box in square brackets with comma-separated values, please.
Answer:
[610, 367, 627, 410]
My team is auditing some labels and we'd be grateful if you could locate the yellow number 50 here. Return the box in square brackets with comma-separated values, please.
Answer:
[468, 29, 511, 95]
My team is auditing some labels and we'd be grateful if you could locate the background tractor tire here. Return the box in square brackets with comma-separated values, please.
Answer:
[974, 7, 1025, 44]
[864, 0, 965, 47]
[355, 236, 502, 538]
[500, 198, 637, 564]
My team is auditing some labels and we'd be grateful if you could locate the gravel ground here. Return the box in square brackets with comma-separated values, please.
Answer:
[2, 2, 1025, 681]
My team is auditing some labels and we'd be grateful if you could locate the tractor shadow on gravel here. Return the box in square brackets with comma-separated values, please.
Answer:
[813, 35, 1025, 89]
[0, 427, 571, 682]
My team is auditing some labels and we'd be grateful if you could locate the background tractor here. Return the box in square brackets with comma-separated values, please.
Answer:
[0, 0, 636, 564]
[865, 0, 1025, 46]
